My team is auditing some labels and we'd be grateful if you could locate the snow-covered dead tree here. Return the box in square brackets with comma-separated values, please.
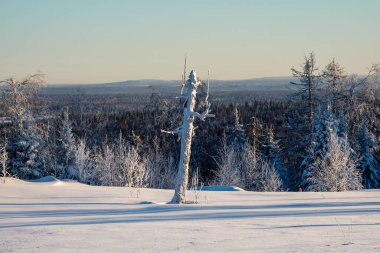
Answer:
[162, 63, 214, 204]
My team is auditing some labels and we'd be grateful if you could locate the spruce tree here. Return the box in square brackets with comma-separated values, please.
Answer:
[1, 75, 45, 179]
[57, 109, 76, 179]
[323, 59, 346, 111]
[358, 124, 380, 189]
[291, 52, 322, 128]
[308, 127, 361, 191]
[261, 125, 286, 189]
[7, 113, 46, 178]
[301, 105, 361, 191]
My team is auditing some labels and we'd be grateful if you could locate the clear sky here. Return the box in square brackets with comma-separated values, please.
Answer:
[0, 0, 379, 84]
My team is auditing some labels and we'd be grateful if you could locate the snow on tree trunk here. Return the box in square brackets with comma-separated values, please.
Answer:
[162, 68, 213, 204]
[172, 73, 197, 203]
[1, 142, 8, 181]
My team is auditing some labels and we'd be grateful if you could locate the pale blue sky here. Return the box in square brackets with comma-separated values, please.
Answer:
[0, 0, 379, 83]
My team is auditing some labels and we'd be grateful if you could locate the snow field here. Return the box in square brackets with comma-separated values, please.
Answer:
[1, 177, 380, 252]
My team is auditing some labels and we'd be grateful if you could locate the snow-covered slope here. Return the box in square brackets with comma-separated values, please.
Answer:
[1, 177, 380, 252]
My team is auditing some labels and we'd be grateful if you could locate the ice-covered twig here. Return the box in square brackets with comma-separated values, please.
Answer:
[180, 56, 187, 95]
[161, 127, 182, 135]
[205, 70, 210, 103]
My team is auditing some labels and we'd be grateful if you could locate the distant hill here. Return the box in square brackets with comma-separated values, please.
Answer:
[44, 77, 297, 95]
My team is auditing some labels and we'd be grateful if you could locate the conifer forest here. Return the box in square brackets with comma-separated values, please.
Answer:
[1, 54, 379, 193]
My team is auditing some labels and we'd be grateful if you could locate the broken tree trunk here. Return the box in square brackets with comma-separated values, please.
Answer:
[162, 69, 213, 204]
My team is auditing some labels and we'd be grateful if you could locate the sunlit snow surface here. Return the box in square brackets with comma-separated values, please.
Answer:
[1, 177, 380, 252]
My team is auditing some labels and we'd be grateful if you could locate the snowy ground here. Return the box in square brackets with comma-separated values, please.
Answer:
[1, 177, 380, 252]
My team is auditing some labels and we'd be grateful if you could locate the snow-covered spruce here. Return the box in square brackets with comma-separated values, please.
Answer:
[358, 124, 380, 189]
[260, 125, 287, 189]
[301, 105, 362, 191]
[1, 75, 46, 179]
[56, 109, 77, 179]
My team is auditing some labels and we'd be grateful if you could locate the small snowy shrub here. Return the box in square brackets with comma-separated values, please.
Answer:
[74, 138, 93, 183]
[214, 144, 244, 187]
[256, 160, 283, 192]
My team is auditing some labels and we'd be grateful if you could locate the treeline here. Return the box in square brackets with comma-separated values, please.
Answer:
[0, 54, 379, 191]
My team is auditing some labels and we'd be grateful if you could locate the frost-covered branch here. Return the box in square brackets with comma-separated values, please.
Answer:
[191, 70, 214, 120]
[161, 127, 182, 135]
[180, 56, 187, 96]
[191, 102, 215, 120]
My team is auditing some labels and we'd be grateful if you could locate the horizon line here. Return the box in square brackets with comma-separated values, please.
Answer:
[45, 76, 298, 86]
